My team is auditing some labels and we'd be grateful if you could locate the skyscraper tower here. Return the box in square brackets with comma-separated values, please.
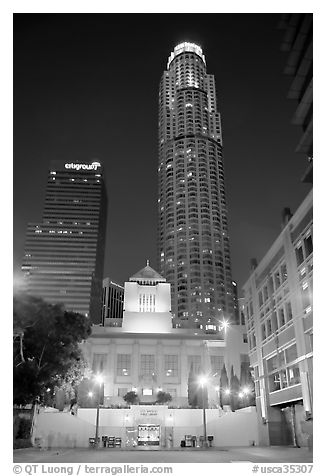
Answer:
[22, 160, 107, 324]
[158, 42, 237, 329]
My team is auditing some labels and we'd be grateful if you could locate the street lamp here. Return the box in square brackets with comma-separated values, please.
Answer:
[219, 319, 230, 332]
[199, 376, 209, 448]
[241, 386, 250, 407]
[93, 374, 104, 449]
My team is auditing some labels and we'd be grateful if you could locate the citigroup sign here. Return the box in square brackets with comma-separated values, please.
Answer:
[65, 161, 101, 171]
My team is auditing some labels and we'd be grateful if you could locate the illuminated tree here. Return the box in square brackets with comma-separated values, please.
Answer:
[13, 293, 91, 405]
[219, 363, 229, 408]
[230, 365, 240, 411]
[187, 363, 198, 408]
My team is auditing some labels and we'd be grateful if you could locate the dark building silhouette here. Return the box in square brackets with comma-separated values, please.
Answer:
[278, 13, 313, 183]
[101, 277, 124, 326]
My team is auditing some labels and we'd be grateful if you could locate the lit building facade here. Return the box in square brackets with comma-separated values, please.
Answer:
[157, 42, 237, 329]
[22, 160, 107, 323]
[83, 263, 248, 408]
[101, 278, 124, 326]
[242, 190, 313, 446]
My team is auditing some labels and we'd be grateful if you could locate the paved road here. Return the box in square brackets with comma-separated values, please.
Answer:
[13, 447, 313, 464]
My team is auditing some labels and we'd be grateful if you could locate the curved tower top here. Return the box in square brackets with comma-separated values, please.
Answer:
[167, 42, 206, 69]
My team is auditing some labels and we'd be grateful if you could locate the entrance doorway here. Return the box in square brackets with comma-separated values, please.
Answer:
[138, 424, 160, 446]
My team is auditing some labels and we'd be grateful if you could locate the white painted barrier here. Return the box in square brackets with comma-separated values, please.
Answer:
[33, 406, 258, 448]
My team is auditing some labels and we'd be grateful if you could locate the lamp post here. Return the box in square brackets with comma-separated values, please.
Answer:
[219, 319, 230, 333]
[242, 386, 249, 407]
[199, 376, 208, 448]
[94, 374, 104, 448]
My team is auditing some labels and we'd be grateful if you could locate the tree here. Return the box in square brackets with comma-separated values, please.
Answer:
[13, 293, 91, 405]
[240, 362, 256, 407]
[230, 365, 240, 412]
[123, 391, 139, 405]
[219, 363, 229, 408]
[187, 363, 198, 408]
[156, 391, 172, 405]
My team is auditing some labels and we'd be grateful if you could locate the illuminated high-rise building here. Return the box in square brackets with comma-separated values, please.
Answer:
[22, 160, 107, 323]
[158, 42, 237, 329]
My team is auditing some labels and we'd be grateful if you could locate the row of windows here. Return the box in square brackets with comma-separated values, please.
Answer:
[260, 301, 293, 341]
[295, 232, 313, 266]
[93, 353, 227, 378]
[258, 263, 288, 307]
[265, 343, 300, 393]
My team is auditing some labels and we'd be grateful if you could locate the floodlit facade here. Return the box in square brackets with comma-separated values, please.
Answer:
[83, 263, 248, 408]
[158, 42, 237, 329]
[242, 190, 313, 446]
[22, 160, 107, 323]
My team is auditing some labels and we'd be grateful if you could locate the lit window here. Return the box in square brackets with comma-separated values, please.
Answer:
[142, 388, 153, 396]
[117, 354, 131, 376]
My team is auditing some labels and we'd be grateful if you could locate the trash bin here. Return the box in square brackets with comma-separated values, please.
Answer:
[89, 437, 95, 448]
[115, 437, 122, 448]
[108, 437, 115, 448]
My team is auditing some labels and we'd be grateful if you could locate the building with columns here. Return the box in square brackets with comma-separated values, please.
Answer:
[82, 262, 248, 408]
[242, 190, 313, 446]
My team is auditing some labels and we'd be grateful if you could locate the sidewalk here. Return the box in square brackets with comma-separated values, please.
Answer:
[13, 445, 313, 464]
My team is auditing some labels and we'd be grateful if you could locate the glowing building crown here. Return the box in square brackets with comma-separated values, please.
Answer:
[167, 42, 206, 69]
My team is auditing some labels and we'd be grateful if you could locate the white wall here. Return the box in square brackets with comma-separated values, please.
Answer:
[34, 406, 259, 448]
[33, 410, 95, 448]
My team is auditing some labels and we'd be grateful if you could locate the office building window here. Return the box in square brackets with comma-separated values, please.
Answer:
[166, 388, 177, 397]
[210, 355, 224, 375]
[140, 354, 155, 376]
[266, 344, 300, 393]
[304, 233, 313, 257]
[296, 245, 305, 266]
[164, 355, 178, 377]
[285, 301, 293, 321]
[92, 354, 107, 373]
[118, 388, 128, 397]
[117, 354, 131, 376]
[188, 355, 201, 373]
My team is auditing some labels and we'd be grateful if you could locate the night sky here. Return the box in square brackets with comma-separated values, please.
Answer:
[13, 13, 312, 291]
